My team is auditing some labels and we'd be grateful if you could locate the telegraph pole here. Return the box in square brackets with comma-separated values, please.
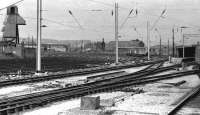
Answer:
[183, 34, 185, 58]
[159, 36, 161, 57]
[172, 27, 175, 57]
[155, 28, 161, 57]
[180, 26, 189, 58]
[168, 39, 170, 57]
[36, 0, 41, 72]
[32, 36, 34, 48]
[147, 21, 150, 60]
[115, 2, 119, 64]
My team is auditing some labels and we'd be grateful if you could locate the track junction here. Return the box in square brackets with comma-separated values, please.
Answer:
[0, 60, 199, 115]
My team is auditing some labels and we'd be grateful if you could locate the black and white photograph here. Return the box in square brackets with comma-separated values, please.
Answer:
[0, 0, 200, 115]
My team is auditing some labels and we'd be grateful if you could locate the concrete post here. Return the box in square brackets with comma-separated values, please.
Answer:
[36, 0, 41, 72]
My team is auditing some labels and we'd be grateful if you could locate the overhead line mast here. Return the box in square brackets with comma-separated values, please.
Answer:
[115, 2, 119, 64]
[147, 21, 150, 61]
[172, 27, 175, 57]
[36, 0, 42, 72]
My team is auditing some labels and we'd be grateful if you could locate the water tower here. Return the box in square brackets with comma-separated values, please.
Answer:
[1, 5, 26, 45]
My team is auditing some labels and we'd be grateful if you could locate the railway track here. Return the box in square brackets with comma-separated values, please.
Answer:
[0, 62, 196, 115]
[86, 62, 164, 82]
[0, 57, 166, 74]
[0, 60, 166, 87]
[167, 83, 200, 115]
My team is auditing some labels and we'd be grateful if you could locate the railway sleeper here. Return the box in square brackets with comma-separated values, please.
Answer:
[0, 105, 7, 109]
[12, 104, 37, 114]
[7, 107, 18, 114]
[39, 101, 49, 106]
[15, 106, 24, 113]
[100, 89, 105, 93]
[106, 88, 113, 92]
[24, 105, 31, 110]
[31, 103, 40, 108]
[0, 62, 180, 114]
[0, 110, 8, 115]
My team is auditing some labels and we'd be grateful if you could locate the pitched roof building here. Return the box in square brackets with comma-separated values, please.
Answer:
[106, 39, 145, 50]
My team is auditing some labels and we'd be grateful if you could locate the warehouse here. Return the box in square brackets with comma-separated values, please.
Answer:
[176, 43, 200, 63]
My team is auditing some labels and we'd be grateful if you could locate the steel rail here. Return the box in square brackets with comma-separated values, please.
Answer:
[167, 84, 200, 115]
[86, 62, 163, 82]
[0, 62, 167, 106]
[0, 69, 198, 114]
[86, 70, 125, 80]
[91, 63, 180, 85]
[0, 62, 162, 105]
[0, 62, 177, 105]
[0, 70, 199, 114]
[0, 60, 165, 87]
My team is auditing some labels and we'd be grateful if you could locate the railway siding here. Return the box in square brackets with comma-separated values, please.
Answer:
[0, 67, 199, 114]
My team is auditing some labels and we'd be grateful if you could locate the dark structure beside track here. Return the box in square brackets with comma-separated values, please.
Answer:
[176, 43, 200, 63]
[81, 96, 100, 110]
[195, 44, 200, 64]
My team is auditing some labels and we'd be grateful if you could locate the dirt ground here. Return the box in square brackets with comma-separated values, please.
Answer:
[0, 51, 145, 74]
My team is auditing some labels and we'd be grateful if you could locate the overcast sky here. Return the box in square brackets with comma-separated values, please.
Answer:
[0, 0, 200, 45]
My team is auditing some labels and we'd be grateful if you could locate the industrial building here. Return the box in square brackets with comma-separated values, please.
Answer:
[106, 39, 146, 55]
[176, 43, 200, 63]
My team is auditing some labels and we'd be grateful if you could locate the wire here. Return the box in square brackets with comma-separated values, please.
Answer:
[68, 10, 84, 30]
[120, 9, 135, 29]
[43, 18, 78, 28]
[150, 8, 167, 30]
[87, 0, 114, 7]
[23, 16, 79, 28]
[23, 16, 114, 36]
[71, 15, 84, 29]
[87, 0, 169, 21]
[132, 25, 143, 38]
[154, 28, 162, 42]
[162, 15, 200, 29]
[86, 0, 132, 11]
[0, 0, 24, 11]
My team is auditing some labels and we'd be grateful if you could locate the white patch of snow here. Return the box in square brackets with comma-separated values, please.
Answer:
[22, 92, 125, 115]
[124, 66, 149, 73]
[90, 92, 125, 99]
[23, 99, 80, 115]
[10, 65, 200, 115]
[0, 85, 29, 95]
[159, 74, 200, 88]
[162, 61, 174, 67]
[107, 74, 200, 114]
[152, 70, 177, 76]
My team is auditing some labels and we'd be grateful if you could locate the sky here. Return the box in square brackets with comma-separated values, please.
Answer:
[0, 0, 200, 46]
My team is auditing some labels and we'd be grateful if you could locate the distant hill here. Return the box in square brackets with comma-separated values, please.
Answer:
[20, 38, 91, 47]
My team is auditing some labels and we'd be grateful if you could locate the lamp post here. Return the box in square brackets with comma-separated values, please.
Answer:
[155, 28, 162, 57]
[180, 26, 189, 58]
[146, 9, 166, 61]
[172, 26, 175, 57]
[145, 21, 150, 61]
[115, 2, 119, 64]
[36, 0, 47, 73]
